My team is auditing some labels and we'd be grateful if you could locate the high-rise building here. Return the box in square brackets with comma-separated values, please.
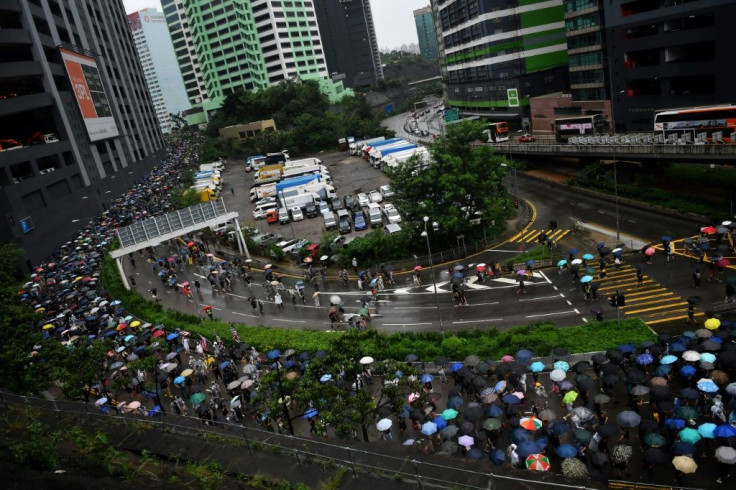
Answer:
[128, 8, 191, 133]
[432, 0, 570, 130]
[413, 5, 438, 61]
[161, 0, 349, 123]
[312, 0, 383, 88]
[603, 0, 736, 132]
[0, 0, 163, 268]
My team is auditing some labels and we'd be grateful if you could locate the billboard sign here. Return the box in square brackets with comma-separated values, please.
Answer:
[60, 48, 119, 142]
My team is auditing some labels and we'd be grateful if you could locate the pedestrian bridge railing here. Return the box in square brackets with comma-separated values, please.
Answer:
[0, 389, 594, 490]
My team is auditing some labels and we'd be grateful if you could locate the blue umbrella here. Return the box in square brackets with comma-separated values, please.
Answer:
[516, 349, 533, 363]
[303, 408, 319, 419]
[669, 342, 686, 353]
[450, 362, 463, 372]
[283, 360, 295, 369]
[166, 333, 178, 340]
[530, 362, 545, 373]
[485, 405, 504, 418]
[556, 444, 578, 458]
[672, 442, 696, 455]
[660, 355, 678, 365]
[680, 365, 697, 377]
[502, 394, 520, 405]
[466, 448, 484, 459]
[553, 361, 570, 372]
[616, 344, 637, 353]
[490, 449, 506, 465]
[495, 380, 507, 392]
[568, 249, 579, 255]
[85, 315, 98, 322]
[394, 370, 403, 378]
[580, 275, 593, 283]
[698, 423, 717, 439]
[715, 425, 736, 438]
[548, 421, 570, 435]
[448, 396, 464, 410]
[267, 350, 281, 360]
[697, 379, 719, 393]
[103, 330, 117, 337]
[511, 427, 533, 444]
[664, 418, 685, 430]
[148, 405, 161, 417]
[557, 259, 568, 267]
[661, 235, 673, 242]
[452, 272, 464, 280]
[421, 373, 434, 383]
[421, 421, 438, 435]
[174, 376, 186, 385]
[536, 436, 549, 450]
[219, 360, 231, 369]
[525, 260, 535, 267]
[636, 353, 654, 365]
[582, 253, 595, 260]
[517, 440, 542, 458]
[433, 416, 447, 430]
[320, 374, 332, 383]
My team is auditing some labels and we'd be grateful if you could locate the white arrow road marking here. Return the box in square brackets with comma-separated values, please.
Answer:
[424, 281, 451, 293]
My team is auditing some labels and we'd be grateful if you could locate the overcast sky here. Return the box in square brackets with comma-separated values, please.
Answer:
[122, 0, 428, 50]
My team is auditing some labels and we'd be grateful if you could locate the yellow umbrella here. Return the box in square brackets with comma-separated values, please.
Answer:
[181, 368, 194, 377]
[130, 320, 141, 328]
[42, 323, 54, 330]
[672, 455, 698, 474]
[704, 318, 721, 330]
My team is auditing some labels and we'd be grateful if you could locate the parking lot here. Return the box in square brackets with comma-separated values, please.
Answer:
[220, 149, 395, 248]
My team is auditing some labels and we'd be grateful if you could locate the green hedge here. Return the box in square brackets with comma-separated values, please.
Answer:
[103, 254, 655, 361]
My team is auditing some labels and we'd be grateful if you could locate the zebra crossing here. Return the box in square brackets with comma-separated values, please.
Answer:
[510, 228, 572, 244]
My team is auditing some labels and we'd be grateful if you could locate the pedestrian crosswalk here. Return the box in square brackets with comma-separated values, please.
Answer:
[582, 262, 704, 325]
[510, 228, 572, 244]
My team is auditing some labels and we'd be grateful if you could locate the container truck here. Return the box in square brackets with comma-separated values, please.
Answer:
[249, 183, 277, 202]
[266, 152, 288, 165]
[350, 136, 385, 156]
[245, 155, 266, 172]
[254, 164, 284, 180]
[283, 157, 322, 168]
[361, 138, 403, 159]
[382, 147, 427, 171]
[370, 143, 416, 167]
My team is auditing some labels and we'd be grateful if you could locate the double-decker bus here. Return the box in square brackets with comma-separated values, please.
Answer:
[653, 105, 736, 143]
[484, 122, 509, 143]
[553, 115, 608, 143]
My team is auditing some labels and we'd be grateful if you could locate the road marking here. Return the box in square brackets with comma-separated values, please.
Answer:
[233, 311, 258, 318]
[628, 220, 637, 223]
[582, 317, 588, 323]
[626, 302, 688, 315]
[539, 271, 552, 284]
[574, 308, 580, 314]
[552, 286, 558, 291]
[272, 318, 306, 323]
[566, 300, 572, 306]
[518, 295, 561, 301]
[382, 322, 433, 326]
[452, 318, 503, 324]
[598, 210, 605, 214]
[525, 311, 575, 318]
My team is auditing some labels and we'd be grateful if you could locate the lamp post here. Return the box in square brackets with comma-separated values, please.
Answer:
[421, 216, 444, 339]
[613, 146, 620, 242]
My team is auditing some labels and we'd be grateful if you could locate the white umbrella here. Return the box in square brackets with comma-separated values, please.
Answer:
[716, 446, 736, 464]
[682, 351, 701, 362]
[376, 418, 393, 431]
[360, 356, 374, 365]
[330, 295, 342, 305]
[550, 369, 567, 382]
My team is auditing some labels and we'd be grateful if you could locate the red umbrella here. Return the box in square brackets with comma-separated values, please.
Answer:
[716, 258, 731, 268]
[186, 241, 195, 247]
[152, 330, 165, 338]
[701, 226, 717, 234]
[645, 247, 655, 256]
[116, 323, 127, 331]
[180, 281, 190, 287]
[202, 305, 212, 311]
[414, 265, 422, 271]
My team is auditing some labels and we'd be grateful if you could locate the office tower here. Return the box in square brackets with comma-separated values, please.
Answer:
[0, 0, 164, 268]
[413, 5, 438, 61]
[313, 0, 383, 88]
[128, 8, 191, 133]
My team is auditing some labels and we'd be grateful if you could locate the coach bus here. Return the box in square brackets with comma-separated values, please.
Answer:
[653, 105, 736, 143]
[553, 114, 608, 143]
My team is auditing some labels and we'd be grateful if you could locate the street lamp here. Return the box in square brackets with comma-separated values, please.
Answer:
[613, 147, 620, 242]
[421, 216, 444, 339]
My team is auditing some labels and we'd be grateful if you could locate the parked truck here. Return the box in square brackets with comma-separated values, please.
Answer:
[245, 155, 266, 172]
[249, 183, 277, 202]
[283, 157, 322, 168]
[280, 192, 320, 214]
[370, 143, 416, 167]
[382, 147, 428, 171]
[254, 164, 284, 179]
[266, 152, 288, 165]
[361, 138, 403, 160]
[350, 136, 385, 156]
[200, 161, 224, 172]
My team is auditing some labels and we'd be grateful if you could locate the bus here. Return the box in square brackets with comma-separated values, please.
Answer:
[653, 105, 736, 143]
[485, 122, 509, 142]
[553, 115, 608, 143]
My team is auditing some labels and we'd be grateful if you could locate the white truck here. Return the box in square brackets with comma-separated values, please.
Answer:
[350, 136, 385, 156]
[249, 183, 277, 202]
[383, 147, 430, 172]
[283, 157, 322, 168]
[281, 164, 330, 179]
[366, 202, 383, 228]
[200, 161, 224, 172]
[280, 192, 320, 213]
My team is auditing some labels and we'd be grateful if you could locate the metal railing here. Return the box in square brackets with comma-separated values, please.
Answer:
[0, 389, 594, 490]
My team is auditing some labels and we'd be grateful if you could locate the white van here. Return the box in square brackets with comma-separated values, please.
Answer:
[367, 203, 383, 228]
[384, 223, 402, 235]
[253, 201, 278, 220]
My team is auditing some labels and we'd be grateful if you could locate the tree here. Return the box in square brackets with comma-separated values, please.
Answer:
[391, 119, 514, 248]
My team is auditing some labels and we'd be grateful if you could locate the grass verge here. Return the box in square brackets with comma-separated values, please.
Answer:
[104, 254, 655, 361]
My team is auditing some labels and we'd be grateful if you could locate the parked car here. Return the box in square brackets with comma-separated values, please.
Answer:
[357, 192, 370, 207]
[266, 209, 279, 224]
[330, 197, 344, 212]
[275, 239, 298, 252]
[252, 232, 281, 245]
[343, 194, 357, 211]
[290, 207, 304, 221]
[305, 202, 319, 218]
[278, 207, 290, 224]
[318, 201, 330, 215]
[518, 134, 536, 143]
[379, 185, 394, 198]
[331, 235, 347, 250]
[382, 203, 401, 223]
[369, 190, 383, 203]
[323, 211, 337, 230]
[354, 211, 367, 231]
[338, 215, 351, 235]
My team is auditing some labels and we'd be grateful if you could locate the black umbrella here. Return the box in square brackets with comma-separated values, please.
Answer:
[472, 376, 488, 390]
[643, 447, 667, 464]
[591, 354, 607, 364]
[649, 386, 673, 402]
[591, 451, 609, 467]
[476, 362, 492, 374]
[658, 333, 671, 343]
[551, 347, 570, 360]
[657, 400, 674, 412]
[576, 375, 596, 392]
[509, 362, 527, 375]
[625, 369, 647, 384]
[377, 405, 393, 418]
[598, 247, 611, 257]
[602, 374, 620, 387]
[687, 296, 702, 305]
[680, 387, 699, 400]
[463, 406, 483, 422]
[598, 424, 622, 440]
[639, 419, 659, 433]
[573, 361, 591, 373]
[607, 349, 624, 364]
[494, 364, 509, 378]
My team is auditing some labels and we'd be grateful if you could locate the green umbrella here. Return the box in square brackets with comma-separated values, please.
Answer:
[483, 418, 502, 430]
[678, 427, 701, 445]
[358, 308, 370, 316]
[574, 429, 593, 444]
[677, 406, 699, 420]
[190, 392, 206, 405]
[442, 408, 459, 420]
[562, 391, 579, 404]
[644, 432, 667, 448]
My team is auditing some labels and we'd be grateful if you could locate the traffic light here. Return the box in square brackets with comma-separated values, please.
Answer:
[617, 293, 626, 307]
